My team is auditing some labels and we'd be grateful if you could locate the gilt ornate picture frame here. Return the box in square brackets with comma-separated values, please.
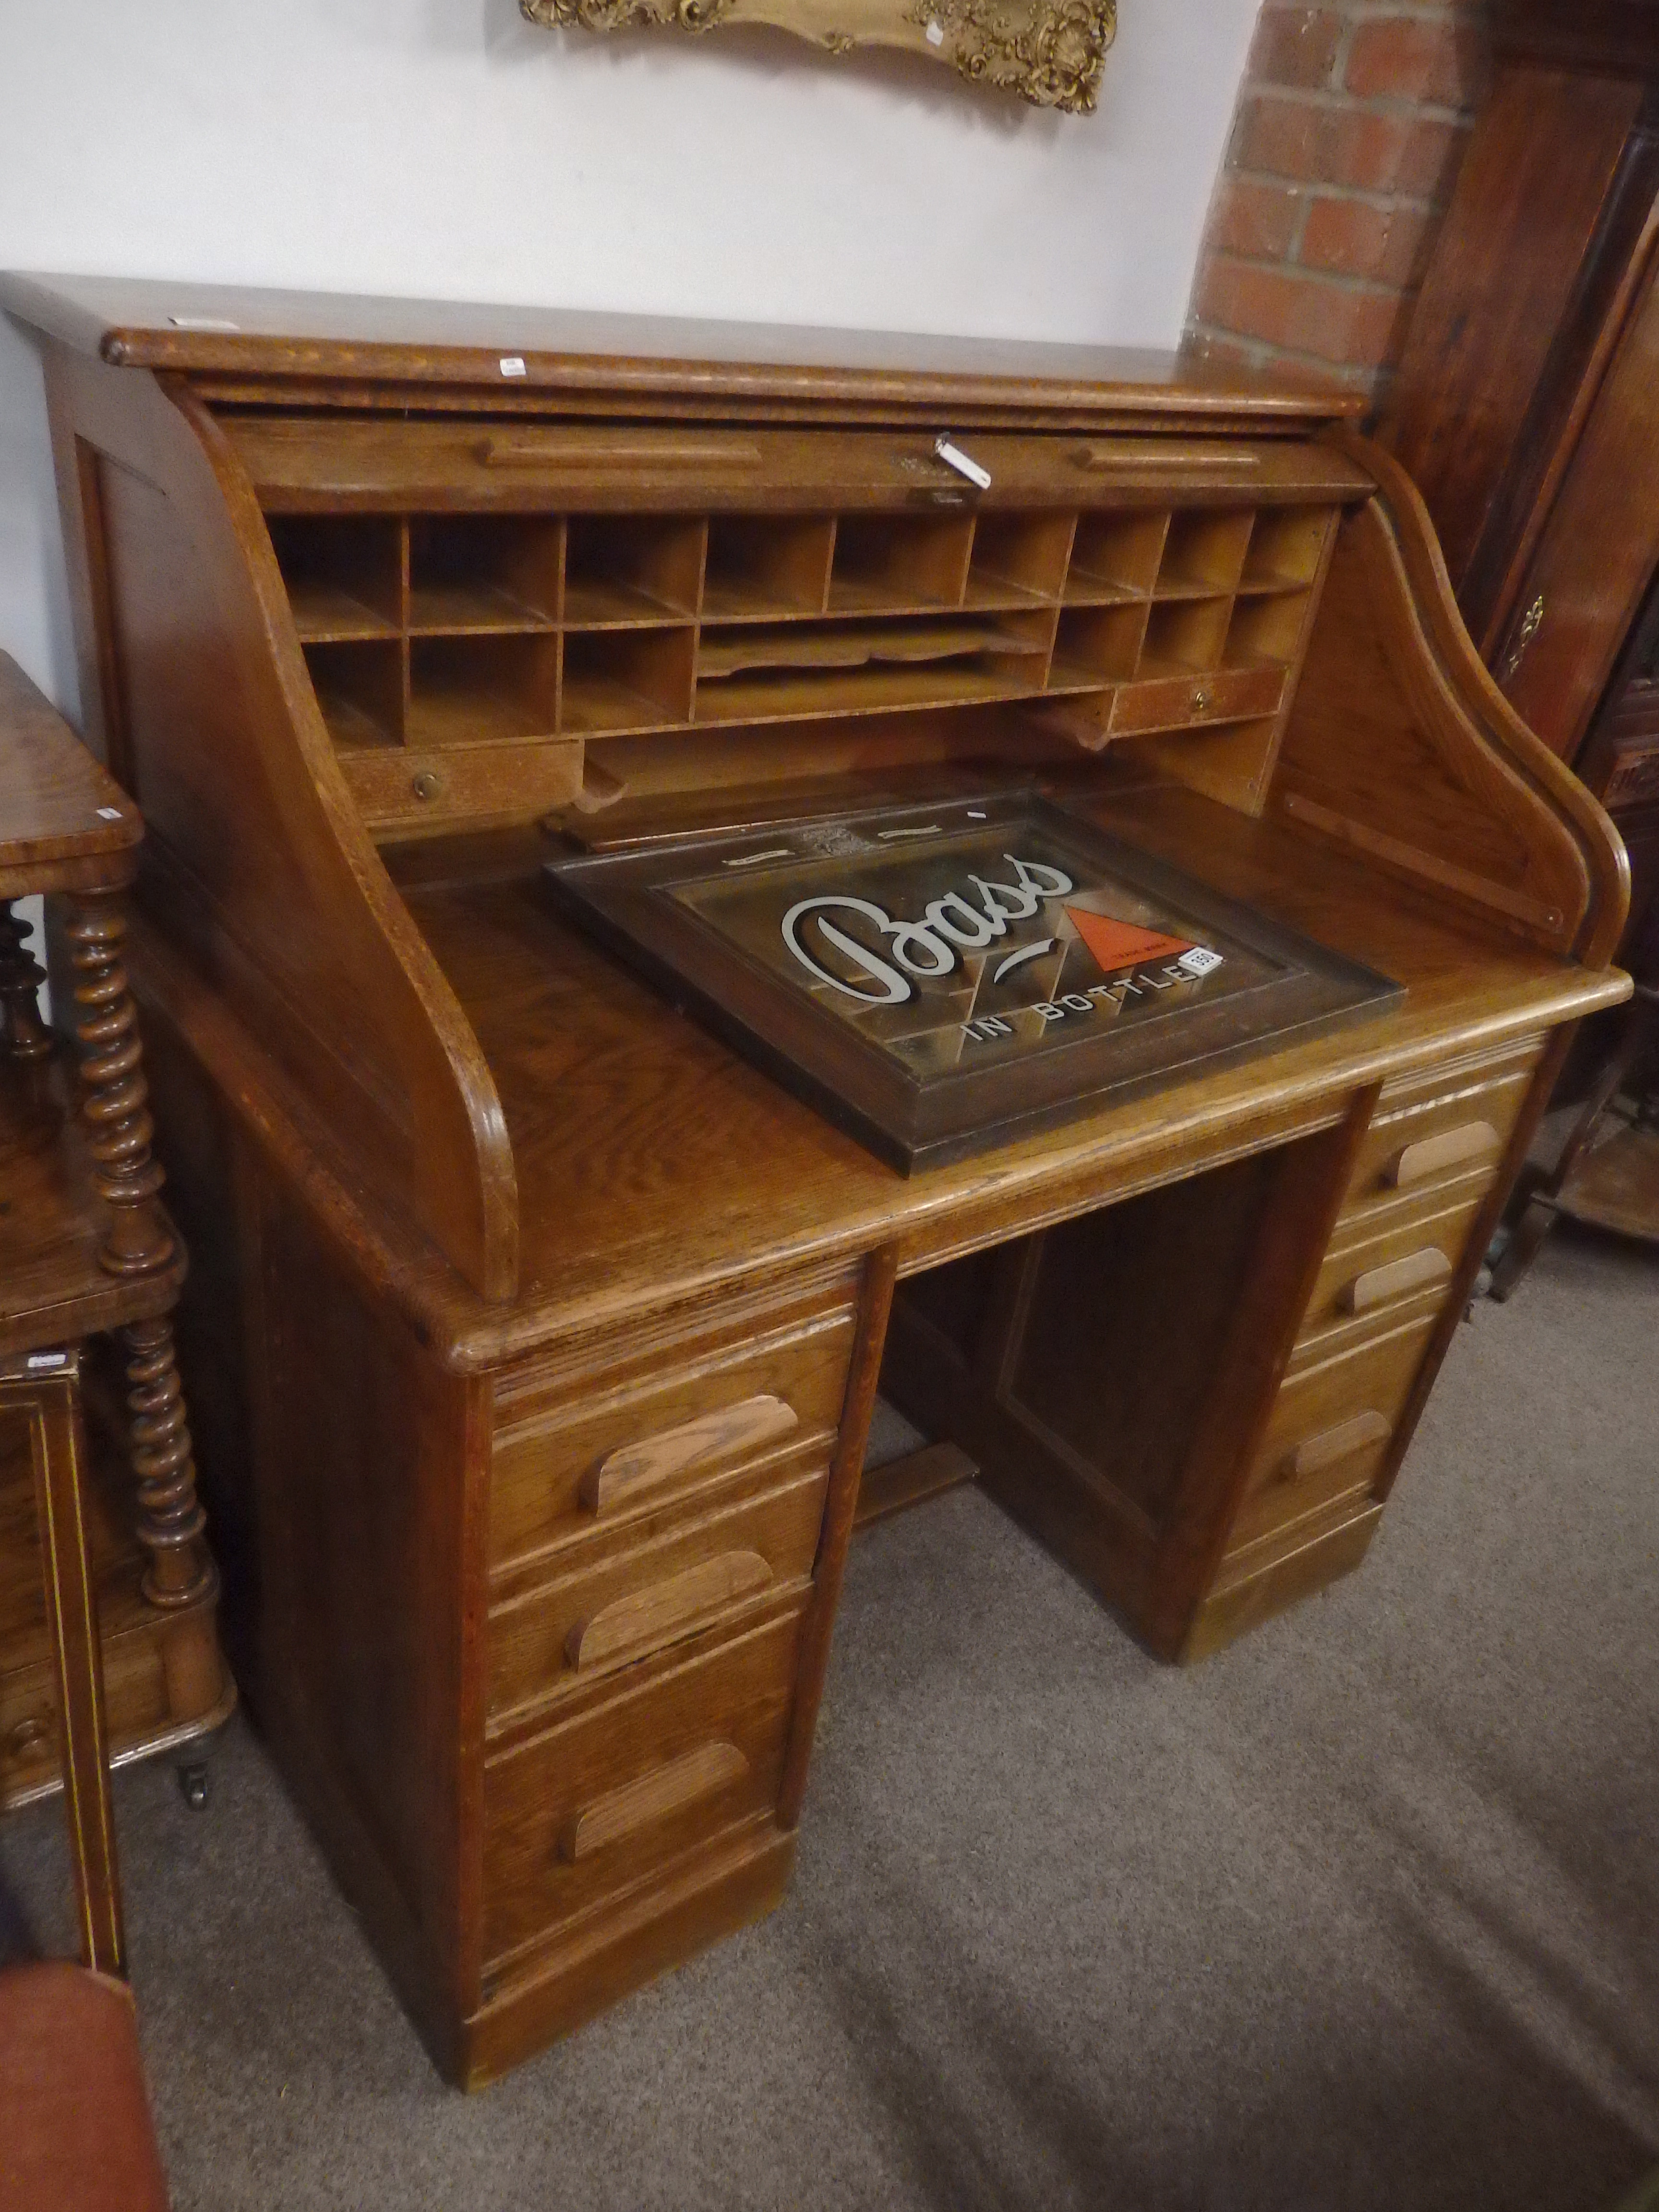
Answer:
[521, 0, 1117, 113]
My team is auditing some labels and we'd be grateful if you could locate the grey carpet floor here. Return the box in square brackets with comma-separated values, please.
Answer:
[3, 1228, 1658, 2212]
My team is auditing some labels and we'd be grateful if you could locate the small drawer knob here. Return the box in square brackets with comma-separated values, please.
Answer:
[411, 770, 442, 802]
[7, 1715, 49, 1760]
[1191, 686, 1212, 715]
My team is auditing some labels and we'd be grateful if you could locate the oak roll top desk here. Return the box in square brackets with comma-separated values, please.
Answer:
[0, 275, 1630, 2087]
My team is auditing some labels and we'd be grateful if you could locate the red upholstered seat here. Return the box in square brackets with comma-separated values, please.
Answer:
[0, 1960, 170, 2211]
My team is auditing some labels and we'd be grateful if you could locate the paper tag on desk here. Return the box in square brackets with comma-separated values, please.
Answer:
[1178, 947, 1224, 979]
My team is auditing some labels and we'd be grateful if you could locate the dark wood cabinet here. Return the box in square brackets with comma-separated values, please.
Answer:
[1383, 1, 1659, 1277]
[1385, 1, 1659, 774]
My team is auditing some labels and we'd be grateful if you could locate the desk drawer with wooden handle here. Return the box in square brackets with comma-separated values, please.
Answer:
[487, 1451, 828, 1728]
[481, 1603, 803, 1970]
[1228, 1314, 1436, 1554]
[1341, 1038, 1540, 1218]
[490, 1302, 855, 1570]
[1291, 1190, 1485, 1360]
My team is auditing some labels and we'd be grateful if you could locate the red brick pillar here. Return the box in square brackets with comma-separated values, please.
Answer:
[1183, 4, 1492, 405]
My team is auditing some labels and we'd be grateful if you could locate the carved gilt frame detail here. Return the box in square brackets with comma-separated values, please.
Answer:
[521, 0, 1117, 113]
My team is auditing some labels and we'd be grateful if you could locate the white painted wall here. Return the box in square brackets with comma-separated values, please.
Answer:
[0, 0, 1256, 717]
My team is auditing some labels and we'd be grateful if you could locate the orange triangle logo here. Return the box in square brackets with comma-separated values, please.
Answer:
[1065, 908, 1193, 974]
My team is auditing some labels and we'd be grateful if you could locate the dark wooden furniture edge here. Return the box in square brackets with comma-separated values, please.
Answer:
[1492, 0, 1659, 83]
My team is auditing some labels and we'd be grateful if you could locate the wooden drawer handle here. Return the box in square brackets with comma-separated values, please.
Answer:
[1341, 1246, 1453, 1315]
[582, 1393, 799, 1515]
[559, 1740, 748, 1863]
[1386, 1120, 1501, 1188]
[1283, 1409, 1390, 1482]
[1075, 442, 1257, 472]
[481, 433, 762, 468]
[566, 1550, 774, 1672]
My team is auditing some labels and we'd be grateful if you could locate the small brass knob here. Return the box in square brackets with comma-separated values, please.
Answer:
[1191, 686, 1212, 715]
[411, 770, 442, 802]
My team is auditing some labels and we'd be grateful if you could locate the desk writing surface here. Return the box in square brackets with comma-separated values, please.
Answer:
[390, 779, 1625, 1355]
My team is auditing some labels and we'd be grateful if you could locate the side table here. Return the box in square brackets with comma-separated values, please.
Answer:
[0, 650, 230, 1815]
[1491, 978, 1659, 1297]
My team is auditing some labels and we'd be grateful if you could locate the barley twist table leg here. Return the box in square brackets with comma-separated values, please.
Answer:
[121, 1313, 212, 1612]
[66, 890, 175, 1278]
[66, 889, 216, 1620]
[0, 897, 53, 1061]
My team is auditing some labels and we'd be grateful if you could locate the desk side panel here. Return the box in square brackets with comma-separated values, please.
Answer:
[36, 346, 517, 1299]
[138, 994, 489, 2078]
[1274, 438, 1629, 969]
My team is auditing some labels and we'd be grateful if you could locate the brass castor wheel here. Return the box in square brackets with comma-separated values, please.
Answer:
[178, 1761, 210, 1811]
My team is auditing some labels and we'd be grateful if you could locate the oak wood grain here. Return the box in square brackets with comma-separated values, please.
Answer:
[566, 1552, 776, 1675]
[582, 1395, 800, 1517]
[561, 1740, 749, 1862]
[483, 1603, 802, 1964]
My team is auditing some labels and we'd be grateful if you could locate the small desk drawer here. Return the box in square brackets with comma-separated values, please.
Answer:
[488, 1454, 828, 1725]
[1343, 1041, 1539, 1215]
[339, 738, 582, 831]
[1108, 662, 1285, 738]
[491, 1304, 855, 1568]
[1297, 1190, 1484, 1346]
[1231, 1316, 1435, 1552]
[482, 1604, 803, 1968]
